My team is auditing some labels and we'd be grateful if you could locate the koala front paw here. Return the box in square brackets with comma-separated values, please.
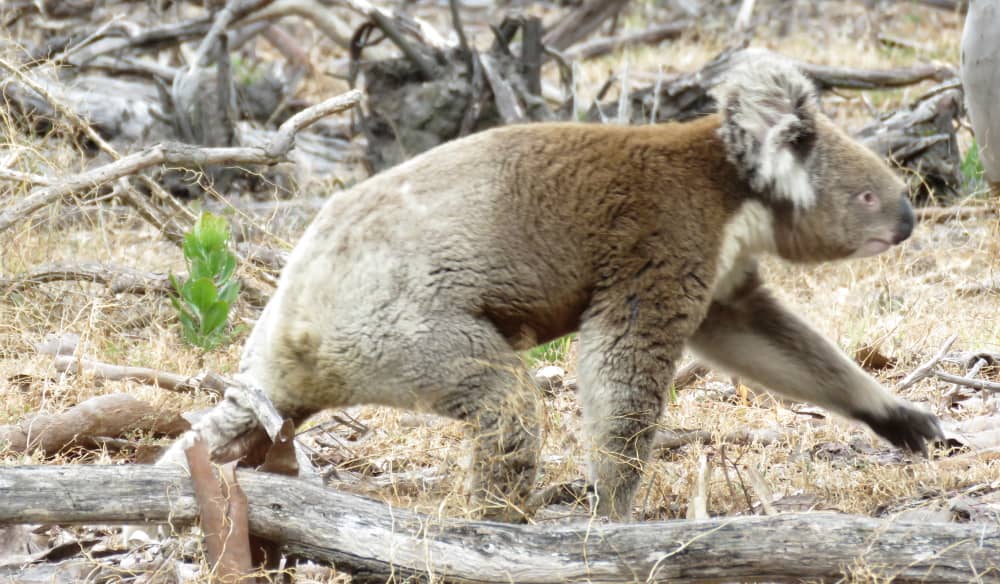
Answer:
[856, 402, 945, 456]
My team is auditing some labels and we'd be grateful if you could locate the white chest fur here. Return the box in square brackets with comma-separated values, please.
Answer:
[713, 200, 777, 301]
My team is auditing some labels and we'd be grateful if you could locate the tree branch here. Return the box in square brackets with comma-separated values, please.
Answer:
[0, 90, 362, 236]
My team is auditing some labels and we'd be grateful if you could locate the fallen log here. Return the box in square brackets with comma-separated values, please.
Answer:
[0, 465, 997, 583]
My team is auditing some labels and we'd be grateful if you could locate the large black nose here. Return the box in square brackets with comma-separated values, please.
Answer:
[892, 196, 914, 244]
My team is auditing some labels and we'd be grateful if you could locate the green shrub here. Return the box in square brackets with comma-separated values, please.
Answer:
[169, 212, 241, 350]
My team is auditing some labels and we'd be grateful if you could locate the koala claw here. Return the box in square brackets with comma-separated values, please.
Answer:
[857, 402, 945, 457]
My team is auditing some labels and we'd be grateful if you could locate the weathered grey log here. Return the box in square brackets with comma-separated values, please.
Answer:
[2, 73, 174, 147]
[1, 465, 998, 583]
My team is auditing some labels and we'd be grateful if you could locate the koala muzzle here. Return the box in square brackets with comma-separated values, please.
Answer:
[892, 197, 915, 244]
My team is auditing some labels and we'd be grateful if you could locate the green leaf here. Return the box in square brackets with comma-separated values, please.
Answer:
[185, 278, 218, 310]
[170, 211, 240, 350]
[200, 301, 230, 336]
[217, 253, 237, 283]
[217, 280, 240, 305]
[193, 212, 229, 251]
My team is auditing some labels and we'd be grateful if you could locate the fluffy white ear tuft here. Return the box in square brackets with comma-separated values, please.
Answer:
[712, 55, 819, 208]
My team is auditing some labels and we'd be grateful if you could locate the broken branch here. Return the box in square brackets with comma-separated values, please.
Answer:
[0, 262, 173, 296]
[0, 395, 188, 456]
[896, 333, 958, 391]
[51, 355, 228, 396]
[933, 370, 1000, 393]
[563, 21, 691, 61]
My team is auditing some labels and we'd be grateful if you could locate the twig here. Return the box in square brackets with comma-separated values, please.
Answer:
[544, 0, 631, 52]
[0, 146, 266, 235]
[265, 89, 363, 157]
[0, 262, 173, 296]
[933, 371, 1000, 393]
[798, 61, 956, 90]
[745, 466, 777, 516]
[563, 21, 691, 62]
[62, 0, 278, 63]
[0, 168, 52, 186]
[51, 355, 228, 396]
[522, 16, 543, 96]
[916, 205, 997, 224]
[895, 334, 958, 391]
[672, 361, 711, 390]
[957, 278, 1000, 298]
[653, 428, 779, 454]
[449, 0, 471, 57]
[0, 394, 188, 455]
[909, 0, 968, 12]
[617, 57, 631, 124]
[735, 0, 756, 31]
[247, 0, 353, 49]
[353, 1, 436, 79]
[942, 357, 989, 405]
[686, 453, 711, 520]
[0, 55, 197, 237]
[193, 0, 275, 68]
[0, 56, 117, 156]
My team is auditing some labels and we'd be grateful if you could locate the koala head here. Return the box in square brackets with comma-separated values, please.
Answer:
[712, 55, 914, 263]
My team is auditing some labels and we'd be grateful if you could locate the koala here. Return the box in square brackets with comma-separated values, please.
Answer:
[165, 57, 943, 522]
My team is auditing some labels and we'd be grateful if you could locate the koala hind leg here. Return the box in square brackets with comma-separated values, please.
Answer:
[437, 373, 543, 522]
[382, 313, 544, 523]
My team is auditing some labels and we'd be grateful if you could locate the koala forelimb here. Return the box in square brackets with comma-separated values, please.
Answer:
[690, 268, 942, 455]
[162, 56, 943, 522]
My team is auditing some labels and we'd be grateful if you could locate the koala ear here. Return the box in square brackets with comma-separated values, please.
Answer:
[712, 56, 819, 209]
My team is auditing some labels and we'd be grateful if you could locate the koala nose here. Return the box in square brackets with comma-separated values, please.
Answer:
[892, 196, 914, 244]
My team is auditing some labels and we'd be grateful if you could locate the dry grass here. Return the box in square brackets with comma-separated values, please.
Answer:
[1, 0, 997, 582]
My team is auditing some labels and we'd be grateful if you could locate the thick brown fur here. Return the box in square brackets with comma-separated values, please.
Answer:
[164, 58, 943, 522]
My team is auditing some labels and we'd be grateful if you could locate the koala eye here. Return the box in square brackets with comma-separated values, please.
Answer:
[857, 191, 878, 208]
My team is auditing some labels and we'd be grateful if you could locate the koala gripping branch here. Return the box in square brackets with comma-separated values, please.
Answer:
[0, 465, 997, 583]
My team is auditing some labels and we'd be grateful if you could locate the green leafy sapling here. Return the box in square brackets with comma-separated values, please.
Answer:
[169, 212, 241, 350]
